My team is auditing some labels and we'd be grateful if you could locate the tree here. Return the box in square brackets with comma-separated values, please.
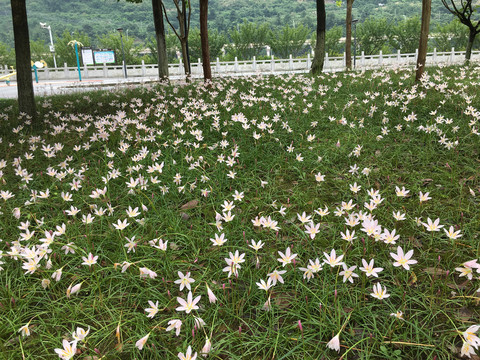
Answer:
[97, 32, 141, 65]
[267, 24, 310, 58]
[30, 39, 52, 66]
[390, 17, 421, 53]
[152, 0, 169, 79]
[123, 0, 169, 80]
[441, 0, 480, 62]
[311, 0, 326, 75]
[199, 0, 211, 82]
[228, 21, 270, 60]
[432, 19, 470, 52]
[54, 31, 91, 67]
[310, 26, 343, 57]
[345, 0, 355, 69]
[416, 0, 431, 82]
[0, 41, 15, 67]
[146, 31, 178, 63]
[11, 0, 36, 122]
[325, 26, 344, 56]
[357, 18, 391, 55]
[162, 0, 192, 77]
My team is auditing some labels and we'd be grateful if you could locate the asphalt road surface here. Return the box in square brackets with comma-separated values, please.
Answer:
[0, 77, 171, 99]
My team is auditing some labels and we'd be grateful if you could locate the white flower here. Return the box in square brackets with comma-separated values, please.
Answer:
[206, 284, 217, 303]
[54, 339, 77, 359]
[145, 300, 159, 318]
[166, 319, 182, 336]
[135, 333, 150, 350]
[326, 334, 340, 352]
[72, 326, 90, 342]
[178, 345, 197, 360]
[370, 283, 390, 300]
[201, 337, 212, 357]
[176, 291, 201, 314]
[390, 246, 417, 270]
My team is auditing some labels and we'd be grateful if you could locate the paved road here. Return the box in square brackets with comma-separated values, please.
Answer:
[0, 77, 168, 99]
[0, 70, 312, 100]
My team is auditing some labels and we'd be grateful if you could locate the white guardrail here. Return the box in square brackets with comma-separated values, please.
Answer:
[1, 48, 479, 81]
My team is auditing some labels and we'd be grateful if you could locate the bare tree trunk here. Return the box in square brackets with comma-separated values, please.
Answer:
[177, 1, 190, 78]
[416, 0, 431, 82]
[162, 0, 191, 81]
[465, 28, 476, 63]
[199, 0, 211, 82]
[345, 0, 354, 70]
[311, 0, 326, 75]
[180, 39, 190, 76]
[11, 0, 36, 123]
[152, 0, 169, 80]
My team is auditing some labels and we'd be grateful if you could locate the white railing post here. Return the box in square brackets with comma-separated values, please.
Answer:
[198, 58, 201, 75]
[216, 57, 220, 73]
[307, 53, 311, 70]
[343, 52, 346, 68]
[253, 56, 256, 72]
[450, 47, 455, 63]
[397, 49, 401, 64]
[289, 54, 293, 71]
[63, 63, 68, 78]
[361, 51, 365, 68]
[83, 64, 88, 79]
[415, 48, 419, 63]
[45, 66, 50, 80]
[271, 55, 275, 72]
[324, 53, 328, 70]
[103, 63, 107, 77]
[179, 58, 183, 75]
[433, 48, 437, 63]
[234, 57, 239, 72]
[379, 50, 383, 65]
[141, 60, 146, 77]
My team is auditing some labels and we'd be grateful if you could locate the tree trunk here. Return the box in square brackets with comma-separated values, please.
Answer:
[11, 0, 36, 123]
[180, 39, 190, 76]
[415, 0, 431, 82]
[465, 28, 476, 63]
[345, 0, 354, 70]
[311, 0, 326, 75]
[152, 0, 169, 80]
[199, 0, 211, 82]
[177, 2, 190, 79]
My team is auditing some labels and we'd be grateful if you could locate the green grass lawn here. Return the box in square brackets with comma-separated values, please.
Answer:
[0, 65, 479, 360]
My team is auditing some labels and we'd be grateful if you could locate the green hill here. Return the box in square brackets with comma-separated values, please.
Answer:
[0, 0, 454, 48]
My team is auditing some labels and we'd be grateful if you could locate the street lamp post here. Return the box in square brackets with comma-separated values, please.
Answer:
[40, 22, 57, 68]
[117, 28, 127, 79]
[352, 19, 359, 69]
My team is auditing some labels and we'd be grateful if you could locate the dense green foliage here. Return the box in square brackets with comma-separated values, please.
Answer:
[0, 0, 456, 49]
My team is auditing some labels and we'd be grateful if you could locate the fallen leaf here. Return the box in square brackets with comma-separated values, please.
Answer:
[180, 199, 199, 210]
[423, 267, 449, 277]
[422, 178, 433, 185]
[180, 212, 190, 221]
[408, 271, 417, 286]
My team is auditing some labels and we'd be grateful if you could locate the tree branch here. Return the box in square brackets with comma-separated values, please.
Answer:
[161, 1, 180, 38]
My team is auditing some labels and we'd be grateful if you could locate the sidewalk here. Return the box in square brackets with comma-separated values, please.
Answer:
[0, 77, 164, 99]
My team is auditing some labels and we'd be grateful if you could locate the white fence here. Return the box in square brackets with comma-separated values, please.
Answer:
[2, 48, 479, 81]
